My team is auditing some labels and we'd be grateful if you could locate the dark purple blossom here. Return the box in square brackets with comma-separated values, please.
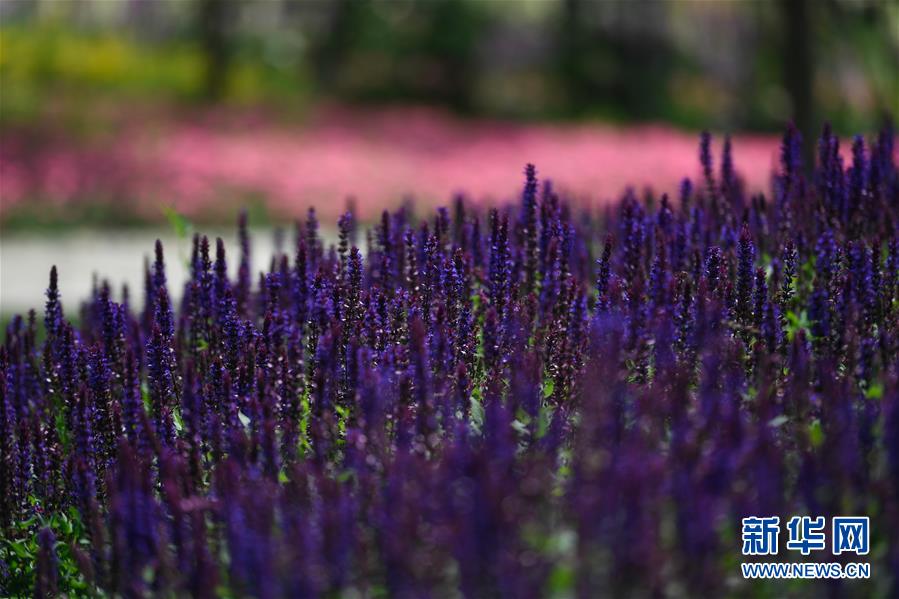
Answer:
[1, 124, 897, 597]
[35, 527, 58, 599]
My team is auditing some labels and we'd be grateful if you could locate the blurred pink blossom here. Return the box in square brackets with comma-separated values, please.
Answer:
[2, 106, 791, 222]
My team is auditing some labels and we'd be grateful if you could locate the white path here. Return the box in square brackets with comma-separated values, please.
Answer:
[1, 228, 296, 316]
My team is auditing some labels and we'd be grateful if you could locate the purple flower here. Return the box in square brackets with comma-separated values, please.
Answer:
[705, 246, 722, 295]
[781, 122, 803, 184]
[720, 134, 736, 202]
[522, 163, 539, 294]
[488, 208, 510, 320]
[595, 235, 613, 313]
[236, 210, 252, 316]
[35, 527, 58, 599]
[44, 266, 64, 345]
[0, 365, 19, 527]
[1, 122, 897, 597]
[700, 130, 714, 193]
[109, 440, 162, 594]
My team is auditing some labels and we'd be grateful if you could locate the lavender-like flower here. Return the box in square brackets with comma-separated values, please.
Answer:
[522, 163, 539, 294]
[595, 235, 613, 313]
[35, 527, 58, 599]
[1, 123, 896, 597]
[700, 130, 714, 194]
[44, 266, 63, 345]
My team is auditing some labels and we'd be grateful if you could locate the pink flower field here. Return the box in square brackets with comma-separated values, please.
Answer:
[2, 106, 785, 222]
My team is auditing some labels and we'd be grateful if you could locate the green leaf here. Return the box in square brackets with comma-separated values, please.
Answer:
[141, 382, 152, 410]
[172, 409, 184, 433]
[543, 378, 555, 399]
[864, 382, 883, 400]
[536, 404, 553, 440]
[808, 419, 824, 448]
[9, 540, 31, 558]
[469, 391, 484, 431]
[162, 205, 193, 239]
[547, 564, 575, 593]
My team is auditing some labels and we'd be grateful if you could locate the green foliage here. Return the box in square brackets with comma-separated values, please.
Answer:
[784, 309, 811, 343]
[542, 378, 555, 399]
[0, 201, 151, 232]
[0, 505, 92, 597]
[162, 205, 194, 241]
[0, 23, 311, 126]
[808, 419, 824, 448]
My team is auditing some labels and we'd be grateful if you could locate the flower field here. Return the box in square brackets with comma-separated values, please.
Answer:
[2, 125, 898, 597]
[0, 107, 782, 225]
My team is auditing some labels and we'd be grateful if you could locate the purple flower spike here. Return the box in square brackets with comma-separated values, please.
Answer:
[1, 122, 897, 597]
[35, 527, 58, 599]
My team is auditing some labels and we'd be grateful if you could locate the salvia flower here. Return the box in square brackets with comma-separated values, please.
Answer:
[35, 527, 58, 599]
[0, 124, 896, 597]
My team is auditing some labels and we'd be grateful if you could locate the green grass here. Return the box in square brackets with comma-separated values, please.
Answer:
[0, 195, 275, 233]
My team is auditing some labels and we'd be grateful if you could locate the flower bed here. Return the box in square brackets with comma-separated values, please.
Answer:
[1, 125, 897, 597]
[1, 107, 782, 225]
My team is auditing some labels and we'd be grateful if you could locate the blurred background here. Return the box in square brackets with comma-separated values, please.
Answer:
[1, 0, 897, 313]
